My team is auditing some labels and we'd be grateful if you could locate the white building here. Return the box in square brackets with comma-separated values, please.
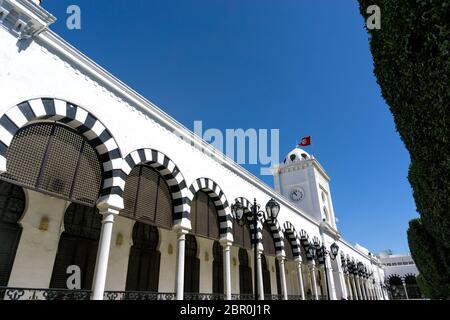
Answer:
[0, 0, 387, 300]
[377, 252, 422, 300]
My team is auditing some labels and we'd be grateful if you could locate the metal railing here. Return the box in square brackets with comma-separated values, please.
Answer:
[104, 291, 176, 300]
[263, 294, 283, 300]
[231, 294, 255, 300]
[184, 293, 225, 300]
[0, 287, 91, 300]
[0, 287, 321, 301]
[287, 295, 303, 300]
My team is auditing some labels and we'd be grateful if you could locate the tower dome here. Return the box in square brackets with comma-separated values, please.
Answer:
[283, 148, 312, 165]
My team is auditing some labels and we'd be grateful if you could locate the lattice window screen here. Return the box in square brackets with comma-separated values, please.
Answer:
[262, 224, 276, 256]
[1, 123, 102, 207]
[190, 191, 220, 240]
[121, 165, 172, 229]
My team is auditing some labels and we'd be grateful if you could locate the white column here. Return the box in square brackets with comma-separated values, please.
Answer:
[350, 275, 358, 300]
[309, 261, 319, 300]
[175, 228, 188, 300]
[221, 240, 232, 300]
[377, 284, 384, 300]
[307, 265, 314, 299]
[91, 207, 119, 300]
[373, 283, 380, 300]
[256, 249, 264, 300]
[321, 266, 328, 299]
[324, 255, 337, 300]
[359, 277, 367, 300]
[277, 255, 288, 300]
[336, 260, 348, 299]
[364, 280, 371, 300]
[355, 276, 363, 300]
[370, 282, 375, 300]
[345, 275, 352, 300]
[295, 258, 305, 300]
[402, 279, 409, 300]
[366, 281, 372, 300]
[361, 279, 367, 300]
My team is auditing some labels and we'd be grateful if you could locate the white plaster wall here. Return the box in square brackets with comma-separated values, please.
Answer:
[157, 228, 178, 293]
[285, 261, 299, 295]
[266, 255, 278, 295]
[8, 189, 68, 288]
[197, 237, 213, 294]
[230, 246, 240, 294]
[104, 216, 134, 291]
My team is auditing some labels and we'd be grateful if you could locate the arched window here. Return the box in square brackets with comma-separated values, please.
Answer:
[0, 180, 25, 286]
[323, 207, 329, 222]
[190, 191, 219, 240]
[238, 248, 252, 295]
[121, 165, 172, 229]
[1, 122, 102, 207]
[388, 275, 405, 300]
[212, 241, 223, 294]
[233, 219, 252, 250]
[50, 203, 102, 289]
[262, 223, 276, 256]
[404, 275, 421, 299]
[126, 223, 161, 292]
[184, 235, 200, 294]
[261, 254, 272, 297]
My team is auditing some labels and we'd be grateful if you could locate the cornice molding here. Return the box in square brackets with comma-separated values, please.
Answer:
[0, 0, 55, 39]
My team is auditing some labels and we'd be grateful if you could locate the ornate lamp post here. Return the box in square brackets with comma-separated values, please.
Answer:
[232, 198, 280, 300]
[309, 242, 339, 300]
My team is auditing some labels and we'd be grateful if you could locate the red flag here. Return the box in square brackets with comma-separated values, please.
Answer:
[299, 136, 311, 147]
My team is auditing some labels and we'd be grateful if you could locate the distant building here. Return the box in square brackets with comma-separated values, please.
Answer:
[377, 252, 422, 299]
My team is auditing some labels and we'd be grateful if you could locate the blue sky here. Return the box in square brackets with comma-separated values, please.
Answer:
[42, 0, 418, 254]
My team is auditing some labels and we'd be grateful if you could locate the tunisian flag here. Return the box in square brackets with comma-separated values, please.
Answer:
[299, 136, 311, 147]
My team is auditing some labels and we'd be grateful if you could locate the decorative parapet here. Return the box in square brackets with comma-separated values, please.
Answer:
[0, 0, 55, 39]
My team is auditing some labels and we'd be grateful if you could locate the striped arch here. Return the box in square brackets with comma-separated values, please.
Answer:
[235, 197, 252, 213]
[312, 236, 324, 264]
[0, 98, 124, 208]
[340, 252, 347, 265]
[282, 221, 302, 258]
[262, 213, 285, 256]
[123, 148, 189, 227]
[403, 273, 417, 282]
[387, 274, 403, 284]
[234, 197, 263, 245]
[346, 257, 356, 275]
[299, 229, 313, 260]
[188, 178, 233, 241]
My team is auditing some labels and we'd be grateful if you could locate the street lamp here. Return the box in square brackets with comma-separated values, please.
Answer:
[232, 198, 280, 300]
[357, 262, 365, 276]
[317, 242, 339, 300]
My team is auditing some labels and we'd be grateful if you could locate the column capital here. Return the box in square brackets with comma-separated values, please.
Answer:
[96, 202, 121, 216]
[172, 224, 190, 235]
[220, 239, 233, 247]
[97, 195, 124, 212]
[276, 254, 286, 262]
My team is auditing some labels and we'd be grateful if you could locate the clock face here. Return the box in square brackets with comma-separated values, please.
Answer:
[290, 188, 305, 202]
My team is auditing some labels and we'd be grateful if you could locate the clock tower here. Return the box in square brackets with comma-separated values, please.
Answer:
[272, 148, 338, 229]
